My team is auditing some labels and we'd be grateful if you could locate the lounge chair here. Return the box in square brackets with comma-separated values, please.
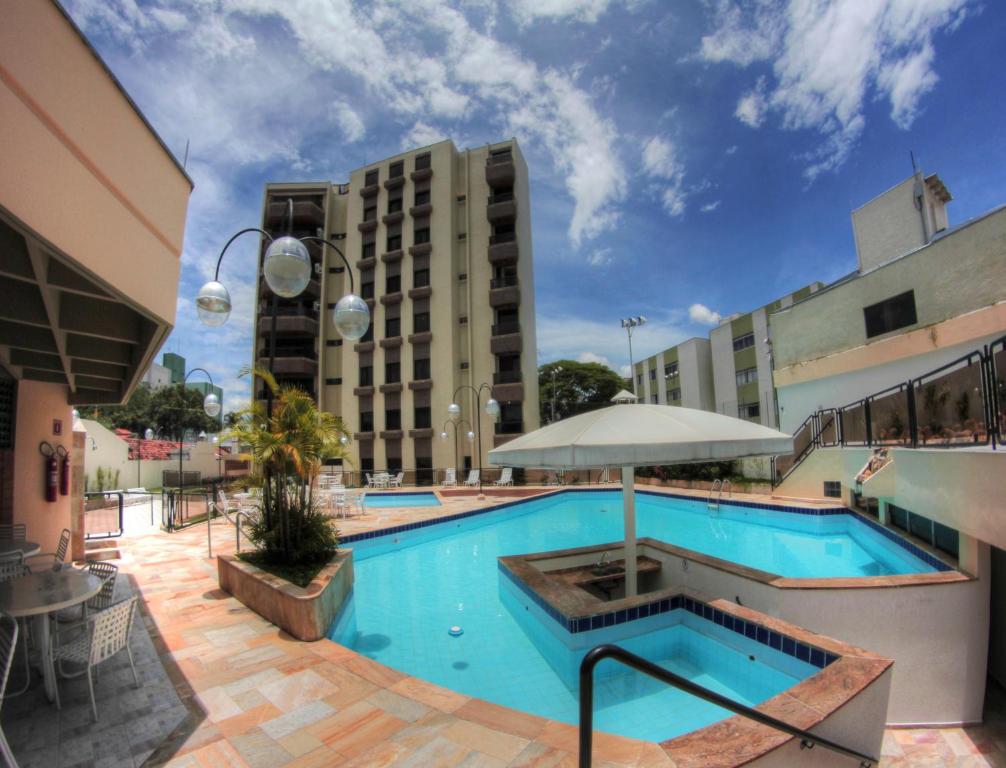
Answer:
[442, 468, 457, 487]
[390, 471, 405, 488]
[365, 473, 376, 489]
[463, 469, 480, 487]
[494, 467, 513, 486]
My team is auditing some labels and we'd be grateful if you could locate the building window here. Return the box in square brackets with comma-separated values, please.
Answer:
[738, 402, 760, 420]
[363, 205, 377, 222]
[385, 361, 400, 383]
[648, 369, 656, 381]
[385, 317, 401, 338]
[668, 388, 681, 401]
[415, 152, 431, 171]
[636, 373, 642, 386]
[415, 189, 430, 206]
[414, 227, 430, 245]
[388, 197, 403, 214]
[359, 366, 373, 386]
[389, 160, 404, 178]
[823, 481, 842, 498]
[360, 324, 373, 343]
[385, 408, 401, 430]
[864, 290, 917, 338]
[325, 377, 342, 386]
[386, 274, 401, 294]
[413, 312, 430, 333]
[664, 362, 678, 377]
[360, 456, 374, 472]
[735, 367, 758, 386]
[360, 411, 373, 431]
[364, 169, 379, 186]
[362, 241, 375, 259]
[387, 234, 402, 251]
[414, 405, 431, 429]
[414, 268, 430, 288]
[325, 339, 342, 347]
[414, 358, 431, 380]
[650, 394, 658, 404]
[733, 332, 755, 352]
[361, 280, 374, 300]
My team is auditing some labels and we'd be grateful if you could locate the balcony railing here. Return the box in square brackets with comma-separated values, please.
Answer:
[495, 420, 523, 435]
[487, 151, 513, 165]
[493, 370, 522, 385]
[490, 276, 519, 290]
[489, 231, 516, 245]
[488, 191, 514, 204]
[491, 320, 520, 336]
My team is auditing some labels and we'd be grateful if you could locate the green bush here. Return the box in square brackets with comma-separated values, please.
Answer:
[244, 493, 339, 566]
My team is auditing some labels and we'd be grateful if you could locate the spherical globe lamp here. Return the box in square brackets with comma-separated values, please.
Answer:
[340, 435, 349, 446]
[440, 431, 449, 441]
[485, 398, 500, 418]
[448, 403, 461, 421]
[332, 294, 371, 341]
[196, 281, 232, 327]
[263, 236, 312, 298]
[466, 430, 475, 442]
[144, 428, 154, 440]
[203, 392, 221, 418]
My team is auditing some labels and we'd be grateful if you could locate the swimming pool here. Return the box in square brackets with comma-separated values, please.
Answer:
[363, 492, 441, 508]
[331, 490, 937, 741]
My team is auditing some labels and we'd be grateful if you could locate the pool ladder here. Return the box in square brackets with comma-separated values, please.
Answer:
[707, 479, 731, 511]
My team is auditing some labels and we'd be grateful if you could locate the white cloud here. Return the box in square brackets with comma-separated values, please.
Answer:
[509, 0, 617, 25]
[331, 102, 366, 142]
[699, 0, 969, 179]
[688, 303, 721, 325]
[700, 200, 721, 213]
[725, 144, 738, 155]
[586, 247, 613, 267]
[577, 351, 613, 367]
[537, 312, 688, 372]
[641, 136, 687, 217]
[401, 121, 446, 150]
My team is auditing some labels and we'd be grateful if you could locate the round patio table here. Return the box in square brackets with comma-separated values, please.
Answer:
[0, 539, 40, 558]
[0, 568, 104, 702]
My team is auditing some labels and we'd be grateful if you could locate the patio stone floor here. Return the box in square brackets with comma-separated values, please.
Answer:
[4, 485, 1003, 767]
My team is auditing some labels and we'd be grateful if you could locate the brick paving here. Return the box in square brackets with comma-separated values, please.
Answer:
[15, 486, 1004, 767]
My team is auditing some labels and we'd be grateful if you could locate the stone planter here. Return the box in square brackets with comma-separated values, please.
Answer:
[217, 550, 353, 641]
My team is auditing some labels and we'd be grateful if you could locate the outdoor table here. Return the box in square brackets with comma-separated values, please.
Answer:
[0, 539, 41, 558]
[0, 568, 104, 702]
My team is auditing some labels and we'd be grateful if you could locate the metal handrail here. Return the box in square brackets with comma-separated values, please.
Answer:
[706, 479, 721, 509]
[578, 644, 875, 768]
[83, 491, 124, 539]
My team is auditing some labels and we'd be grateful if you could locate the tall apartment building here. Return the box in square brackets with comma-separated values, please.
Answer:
[633, 283, 822, 428]
[253, 139, 540, 480]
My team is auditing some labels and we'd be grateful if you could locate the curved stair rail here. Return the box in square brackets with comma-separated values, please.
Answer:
[578, 644, 876, 768]
[706, 479, 722, 509]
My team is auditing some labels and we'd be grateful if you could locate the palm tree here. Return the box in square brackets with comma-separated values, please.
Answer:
[227, 367, 350, 562]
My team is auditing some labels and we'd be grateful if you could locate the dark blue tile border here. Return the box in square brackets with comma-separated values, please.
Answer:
[364, 491, 440, 498]
[498, 560, 834, 669]
[341, 487, 950, 573]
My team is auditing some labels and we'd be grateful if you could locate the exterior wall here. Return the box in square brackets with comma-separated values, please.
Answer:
[141, 362, 172, 389]
[12, 381, 75, 555]
[0, 1, 190, 328]
[710, 319, 738, 416]
[677, 338, 713, 410]
[773, 207, 1006, 375]
[752, 309, 775, 427]
[992, 546, 1006, 688]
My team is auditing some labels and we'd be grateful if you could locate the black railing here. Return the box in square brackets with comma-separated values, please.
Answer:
[773, 335, 1005, 485]
[491, 321, 520, 336]
[487, 151, 513, 165]
[490, 276, 519, 289]
[489, 232, 516, 245]
[488, 191, 514, 204]
[493, 370, 522, 384]
[83, 491, 124, 539]
[578, 644, 875, 768]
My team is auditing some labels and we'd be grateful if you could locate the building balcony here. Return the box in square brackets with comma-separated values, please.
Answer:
[410, 168, 433, 182]
[354, 340, 375, 353]
[490, 332, 522, 355]
[357, 219, 378, 233]
[409, 242, 432, 257]
[492, 382, 524, 402]
[486, 155, 515, 188]
[494, 420, 524, 436]
[488, 236, 518, 265]
[379, 336, 403, 349]
[359, 183, 379, 198]
[355, 431, 374, 441]
[379, 383, 403, 394]
[487, 198, 516, 223]
[409, 286, 432, 300]
[380, 429, 404, 440]
[491, 320, 520, 336]
[494, 433, 519, 447]
[380, 292, 403, 306]
[408, 331, 433, 344]
[381, 249, 404, 264]
[257, 345, 316, 361]
[258, 356, 317, 378]
[265, 199, 325, 228]
[409, 202, 433, 217]
[489, 285, 520, 308]
[259, 277, 320, 300]
[383, 176, 405, 190]
[256, 313, 318, 336]
[409, 428, 435, 439]
[408, 379, 433, 391]
[353, 386, 375, 396]
[364, 297, 376, 310]
[493, 369, 522, 385]
[382, 211, 404, 225]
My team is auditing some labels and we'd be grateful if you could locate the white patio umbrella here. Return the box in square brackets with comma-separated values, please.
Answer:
[488, 404, 793, 596]
[609, 389, 638, 403]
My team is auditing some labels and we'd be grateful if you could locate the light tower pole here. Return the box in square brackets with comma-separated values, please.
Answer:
[620, 316, 647, 395]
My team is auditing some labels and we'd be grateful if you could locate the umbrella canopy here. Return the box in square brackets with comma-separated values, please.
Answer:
[488, 404, 793, 597]
[610, 389, 638, 404]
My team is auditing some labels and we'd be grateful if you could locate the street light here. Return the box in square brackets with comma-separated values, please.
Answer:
[550, 365, 563, 423]
[448, 384, 499, 495]
[440, 417, 474, 479]
[620, 316, 647, 395]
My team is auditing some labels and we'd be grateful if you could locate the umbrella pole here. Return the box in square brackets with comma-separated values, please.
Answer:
[621, 466, 637, 597]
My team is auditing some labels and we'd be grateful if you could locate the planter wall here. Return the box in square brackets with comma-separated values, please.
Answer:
[218, 550, 353, 641]
[637, 476, 773, 495]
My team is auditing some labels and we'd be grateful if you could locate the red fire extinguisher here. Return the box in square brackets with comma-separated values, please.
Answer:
[57, 445, 70, 496]
[40, 442, 57, 502]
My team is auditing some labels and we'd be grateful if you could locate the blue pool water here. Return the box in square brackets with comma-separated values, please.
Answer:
[331, 491, 936, 741]
[363, 492, 441, 508]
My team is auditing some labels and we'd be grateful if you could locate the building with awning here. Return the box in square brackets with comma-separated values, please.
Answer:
[0, 1, 192, 557]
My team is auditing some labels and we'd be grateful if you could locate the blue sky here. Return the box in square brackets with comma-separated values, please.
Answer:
[65, 0, 1006, 414]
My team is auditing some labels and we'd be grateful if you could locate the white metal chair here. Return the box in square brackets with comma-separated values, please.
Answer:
[51, 596, 140, 721]
[26, 527, 71, 572]
[463, 469, 480, 487]
[494, 467, 513, 487]
[0, 555, 30, 698]
[0, 613, 21, 766]
[390, 471, 404, 488]
[442, 468, 457, 487]
[365, 473, 376, 489]
[0, 524, 26, 542]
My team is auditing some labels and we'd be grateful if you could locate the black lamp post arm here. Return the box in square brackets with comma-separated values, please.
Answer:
[183, 367, 215, 388]
[212, 228, 274, 281]
[299, 236, 355, 294]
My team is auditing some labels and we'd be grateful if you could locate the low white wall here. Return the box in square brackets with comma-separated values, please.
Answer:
[774, 447, 871, 500]
[643, 543, 989, 726]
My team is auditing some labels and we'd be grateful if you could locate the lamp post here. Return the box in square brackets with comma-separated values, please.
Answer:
[440, 418, 474, 480]
[620, 316, 647, 395]
[448, 384, 500, 495]
[550, 366, 563, 423]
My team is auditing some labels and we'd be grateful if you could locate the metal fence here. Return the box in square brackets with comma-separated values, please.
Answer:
[772, 335, 1005, 485]
[83, 491, 124, 539]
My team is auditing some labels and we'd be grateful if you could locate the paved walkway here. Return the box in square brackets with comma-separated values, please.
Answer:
[18, 486, 1005, 766]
